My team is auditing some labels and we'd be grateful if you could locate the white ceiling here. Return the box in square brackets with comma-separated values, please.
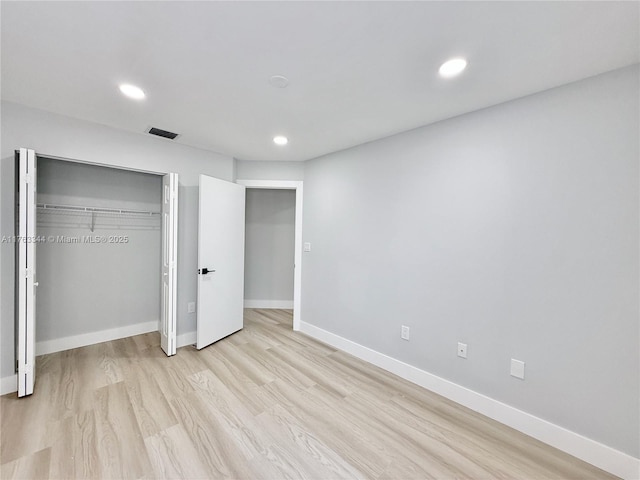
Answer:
[1, 1, 638, 162]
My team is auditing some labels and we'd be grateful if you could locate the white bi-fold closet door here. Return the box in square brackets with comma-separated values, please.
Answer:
[15, 149, 178, 397]
[161, 173, 178, 356]
[16, 149, 37, 397]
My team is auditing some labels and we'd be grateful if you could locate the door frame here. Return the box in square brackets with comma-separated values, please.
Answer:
[236, 179, 303, 331]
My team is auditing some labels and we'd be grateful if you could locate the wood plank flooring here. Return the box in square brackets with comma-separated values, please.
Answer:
[1, 309, 616, 479]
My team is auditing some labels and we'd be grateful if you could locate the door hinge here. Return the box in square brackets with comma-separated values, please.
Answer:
[17, 361, 33, 374]
[24, 173, 33, 184]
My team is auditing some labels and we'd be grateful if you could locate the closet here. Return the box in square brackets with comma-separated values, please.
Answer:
[36, 157, 162, 346]
[16, 149, 247, 398]
[15, 149, 178, 396]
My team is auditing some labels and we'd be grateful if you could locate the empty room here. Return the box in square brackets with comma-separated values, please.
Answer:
[0, 2, 638, 479]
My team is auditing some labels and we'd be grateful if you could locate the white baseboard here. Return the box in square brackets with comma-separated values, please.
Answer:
[1, 374, 17, 396]
[177, 331, 196, 348]
[299, 321, 640, 480]
[244, 300, 294, 309]
[36, 320, 159, 356]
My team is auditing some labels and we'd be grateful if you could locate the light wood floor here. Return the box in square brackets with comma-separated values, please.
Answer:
[1, 309, 615, 480]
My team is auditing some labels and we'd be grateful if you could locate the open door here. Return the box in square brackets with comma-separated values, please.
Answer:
[160, 173, 178, 356]
[196, 175, 245, 349]
[16, 148, 37, 397]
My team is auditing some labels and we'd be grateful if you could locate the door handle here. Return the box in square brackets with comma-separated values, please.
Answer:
[199, 267, 215, 275]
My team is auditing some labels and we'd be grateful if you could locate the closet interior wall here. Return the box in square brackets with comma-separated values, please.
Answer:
[36, 157, 162, 348]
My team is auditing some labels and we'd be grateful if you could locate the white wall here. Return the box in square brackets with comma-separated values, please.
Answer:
[1, 101, 233, 184]
[236, 159, 304, 181]
[301, 65, 639, 458]
[1, 101, 235, 379]
[244, 189, 296, 307]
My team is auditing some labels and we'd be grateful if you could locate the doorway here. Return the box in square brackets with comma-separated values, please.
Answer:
[236, 180, 303, 331]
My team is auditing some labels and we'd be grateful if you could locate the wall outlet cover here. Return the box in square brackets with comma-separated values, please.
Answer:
[401, 325, 410, 340]
[510, 358, 525, 379]
[457, 342, 467, 358]
[187, 302, 196, 313]
[304, 242, 312, 252]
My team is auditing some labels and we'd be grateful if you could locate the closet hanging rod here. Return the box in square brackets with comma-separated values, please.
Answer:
[36, 203, 160, 216]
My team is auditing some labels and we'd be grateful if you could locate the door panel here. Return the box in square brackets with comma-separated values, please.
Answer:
[197, 175, 245, 349]
[17, 148, 37, 397]
[160, 173, 178, 356]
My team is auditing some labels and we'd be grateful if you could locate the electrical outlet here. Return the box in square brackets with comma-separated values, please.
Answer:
[510, 359, 525, 379]
[304, 242, 312, 252]
[187, 302, 196, 313]
[457, 342, 467, 358]
[401, 325, 410, 340]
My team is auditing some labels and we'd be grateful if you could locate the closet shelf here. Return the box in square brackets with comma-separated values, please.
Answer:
[37, 203, 160, 217]
[36, 203, 161, 232]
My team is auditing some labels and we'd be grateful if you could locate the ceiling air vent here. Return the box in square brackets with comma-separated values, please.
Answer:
[147, 127, 179, 140]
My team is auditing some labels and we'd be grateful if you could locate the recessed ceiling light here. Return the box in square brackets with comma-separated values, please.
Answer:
[119, 84, 145, 100]
[269, 75, 289, 88]
[273, 136, 288, 146]
[438, 58, 467, 78]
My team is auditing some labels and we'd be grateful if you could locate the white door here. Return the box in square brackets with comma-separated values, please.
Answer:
[17, 148, 37, 397]
[196, 175, 246, 349]
[160, 173, 178, 356]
